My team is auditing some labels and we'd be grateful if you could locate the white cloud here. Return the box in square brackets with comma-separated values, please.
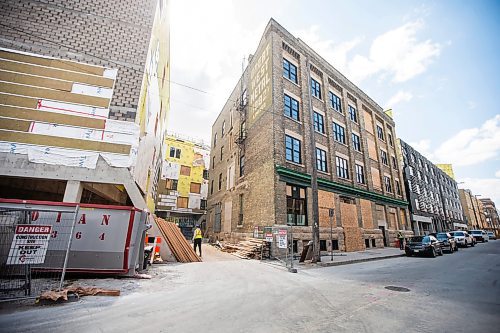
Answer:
[347, 20, 441, 83]
[433, 115, 500, 166]
[496, 170, 500, 178]
[386, 91, 413, 108]
[460, 178, 500, 208]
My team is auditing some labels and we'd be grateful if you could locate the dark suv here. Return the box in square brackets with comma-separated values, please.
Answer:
[405, 235, 443, 257]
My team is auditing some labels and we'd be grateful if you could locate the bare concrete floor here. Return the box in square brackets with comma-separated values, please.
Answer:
[0, 242, 499, 333]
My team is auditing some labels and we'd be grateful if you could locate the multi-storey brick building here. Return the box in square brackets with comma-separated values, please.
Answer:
[399, 140, 464, 235]
[206, 19, 412, 253]
[480, 198, 500, 236]
[0, 0, 170, 210]
[459, 189, 486, 230]
[156, 134, 210, 238]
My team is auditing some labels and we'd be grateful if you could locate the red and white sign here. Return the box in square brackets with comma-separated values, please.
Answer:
[7, 225, 52, 265]
[278, 229, 287, 249]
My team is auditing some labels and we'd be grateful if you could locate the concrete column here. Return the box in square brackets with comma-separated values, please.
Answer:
[63, 180, 83, 203]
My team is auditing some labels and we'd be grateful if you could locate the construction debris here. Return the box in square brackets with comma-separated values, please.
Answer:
[217, 238, 269, 260]
[155, 217, 202, 263]
[39, 286, 120, 302]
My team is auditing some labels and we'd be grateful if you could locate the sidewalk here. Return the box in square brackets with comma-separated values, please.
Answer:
[312, 247, 405, 267]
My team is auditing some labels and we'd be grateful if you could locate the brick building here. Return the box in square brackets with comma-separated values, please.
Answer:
[0, 0, 170, 210]
[399, 140, 464, 235]
[480, 198, 500, 236]
[459, 189, 486, 230]
[207, 19, 412, 254]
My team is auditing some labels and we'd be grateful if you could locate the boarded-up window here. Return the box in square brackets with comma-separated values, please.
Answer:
[177, 197, 188, 208]
[180, 165, 191, 176]
[190, 182, 201, 194]
[363, 110, 373, 134]
[371, 167, 381, 190]
[367, 138, 378, 161]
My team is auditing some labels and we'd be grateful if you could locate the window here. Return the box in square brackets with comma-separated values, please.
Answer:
[222, 121, 226, 136]
[285, 135, 301, 164]
[180, 165, 191, 176]
[218, 173, 222, 190]
[409, 166, 414, 176]
[165, 179, 178, 190]
[203, 169, 209, 180]
[392, 156, 397, 169]
[239, 155, 245, 177]
[348, 105, 357, 123]
[311, 78, 321, 99]
[333, 122, 345, 144]
[355, 164, 365, 184]
[313, 112, 325, 133]
[238, 194, 244, 226]
[212, 156, 215, 168]
[213, 133, 217, 147]
[177, 197, 188, 209]
[220, 146, 223, 161]
[388, 133, 393, 146]
[376, 125, 384, 141]
[380, 150, 388, 165]
[200, 199, 207, 210]
[316, 148, 327, 172]
[190, 182, 201, 194]
[169, 147, 181, 159]
[352, 133, 361, 151]
[336, 156, 349, 179]
[283, 58, 298, 83]
[210, 180, 214, 195]
[284, 94, 299, 121]
[329, 91, 342, 113]
[384, 176, 392, 193]
[396, 180, 401, 195]
[286, 184, 307, 225]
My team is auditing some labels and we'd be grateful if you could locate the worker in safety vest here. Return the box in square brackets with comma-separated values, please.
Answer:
[193, 225, 203, 257]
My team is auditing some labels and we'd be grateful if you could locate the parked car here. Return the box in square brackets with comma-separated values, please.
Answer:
[470, 230, 489, 243]
[487, 231, 496, 240]
[434, 232, 458, 252]
[405, 235, 443, 257]
[450, 231, 475, 247]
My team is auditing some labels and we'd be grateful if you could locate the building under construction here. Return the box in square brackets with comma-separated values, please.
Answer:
[207, 19, 412, 255]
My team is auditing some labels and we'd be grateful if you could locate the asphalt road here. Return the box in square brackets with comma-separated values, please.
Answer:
[0, 241, 499, 333]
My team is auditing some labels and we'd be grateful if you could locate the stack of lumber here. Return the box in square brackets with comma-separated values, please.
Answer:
[155, 217, 201, 263]
[219, 238, 268, 260]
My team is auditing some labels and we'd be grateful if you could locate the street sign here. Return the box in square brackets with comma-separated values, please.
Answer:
[7, 225, 52, 265]
[265, 233, 273, 242]
[278, 229, 287, 249]
[253, 226, 259, 238]
[329, 208, 335, 217]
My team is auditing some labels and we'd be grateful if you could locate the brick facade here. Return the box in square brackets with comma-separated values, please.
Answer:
[207, 19, 411, 253]
[0, 0, 157, 121]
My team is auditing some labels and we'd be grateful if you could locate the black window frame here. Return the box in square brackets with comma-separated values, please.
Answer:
[316, 147, 328, 172]
[329, 91, 342, 113]
[333, 122, 346, 144]
[348, 105, 358, 123]
[286, 184, 308, 226]
[283, 58, 298, 84]
[352, 133, 361, 151]
[313, 112, 325, 134]
[285, 135, 301, 164]
[380, 149, 388, 165]
[284, 94, 300, 121]
[336, 156, 349, 179]
[376, 125, 385, 141]
[310, 78, 322, 99]
[355, 164, 365, 184]
[384, 176, 393, 193]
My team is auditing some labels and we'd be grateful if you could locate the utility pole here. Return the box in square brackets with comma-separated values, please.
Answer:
[329, 208, 334, 261]
[305, 58, 321, 263]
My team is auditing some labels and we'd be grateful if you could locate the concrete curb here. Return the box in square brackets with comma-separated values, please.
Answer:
[317, 253, 405, 267]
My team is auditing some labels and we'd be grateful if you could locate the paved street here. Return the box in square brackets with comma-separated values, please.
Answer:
[0, 242, 499, 333]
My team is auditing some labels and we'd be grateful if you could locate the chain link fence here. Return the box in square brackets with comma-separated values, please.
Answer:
[0, 205, 78, 301]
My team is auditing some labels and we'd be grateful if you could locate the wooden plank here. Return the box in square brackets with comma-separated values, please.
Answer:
[0, 70, 74, 92]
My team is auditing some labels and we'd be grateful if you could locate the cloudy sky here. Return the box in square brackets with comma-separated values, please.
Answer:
[168, 0, 500, 204]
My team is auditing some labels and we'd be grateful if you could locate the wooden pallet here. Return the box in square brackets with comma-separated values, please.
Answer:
[155, 217, 201, 263]
[219, 238, 269, 260]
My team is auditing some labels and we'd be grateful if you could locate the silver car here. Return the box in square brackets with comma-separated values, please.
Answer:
[487, 231, 496, 240]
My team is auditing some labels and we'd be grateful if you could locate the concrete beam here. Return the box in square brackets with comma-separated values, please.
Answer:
[63, 180, 83, 203]
[82, 182, 128, 204]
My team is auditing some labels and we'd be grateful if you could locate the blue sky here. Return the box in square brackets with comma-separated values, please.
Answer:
[169, 0, 500, 204]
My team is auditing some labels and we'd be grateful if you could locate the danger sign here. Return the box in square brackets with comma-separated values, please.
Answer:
[7, 225, 52, 265]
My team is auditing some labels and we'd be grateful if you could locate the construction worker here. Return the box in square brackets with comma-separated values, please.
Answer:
[193, 225, 202, 257]
[397, 230, 405, 250]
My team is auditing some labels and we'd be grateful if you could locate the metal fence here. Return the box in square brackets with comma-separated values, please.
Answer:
[0, 205, 78, 301]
